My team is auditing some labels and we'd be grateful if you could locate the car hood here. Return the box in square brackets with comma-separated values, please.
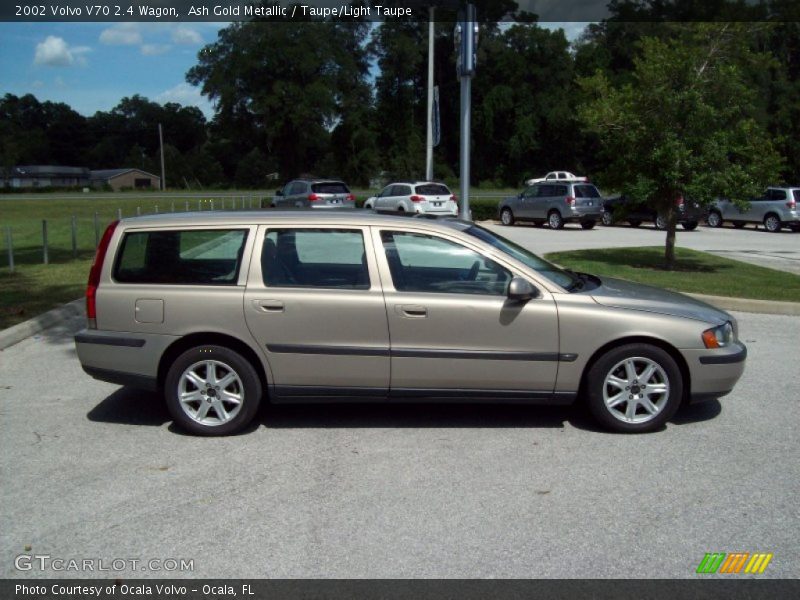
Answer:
[589, 276, 730, 324]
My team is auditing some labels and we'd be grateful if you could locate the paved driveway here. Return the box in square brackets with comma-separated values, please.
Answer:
[482, 222, 800, 274]
[0, 308, 797, 579]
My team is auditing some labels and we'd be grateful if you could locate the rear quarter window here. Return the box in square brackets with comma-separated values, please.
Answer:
[793, 190, 800, 202]
[114, 229, 248, 285]
[574, 185, 601, 198]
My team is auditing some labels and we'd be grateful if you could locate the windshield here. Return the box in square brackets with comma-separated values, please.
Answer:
[463, 224, 579, 290]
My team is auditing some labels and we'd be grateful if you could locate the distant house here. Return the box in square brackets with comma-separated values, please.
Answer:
[1, 165, 90, 189]
[90, 168, 161, 191]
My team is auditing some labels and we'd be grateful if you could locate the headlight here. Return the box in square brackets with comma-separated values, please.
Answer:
[702, 322, 734, 348]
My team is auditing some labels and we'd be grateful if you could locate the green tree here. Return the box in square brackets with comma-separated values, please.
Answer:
[578, 24, 783, 269]
[234, 148, 275, 188]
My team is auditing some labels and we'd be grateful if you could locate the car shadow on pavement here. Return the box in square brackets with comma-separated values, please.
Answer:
[87, 387, 170, 427]
[85, 387, 722, 433]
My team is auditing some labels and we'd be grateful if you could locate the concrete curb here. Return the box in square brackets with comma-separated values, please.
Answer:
[0, 298, 85, 351]
[686, 293, 800, 316]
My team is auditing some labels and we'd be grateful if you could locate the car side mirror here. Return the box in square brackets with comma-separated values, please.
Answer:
[507, 277, 538, 301]
[275, 189, 283, 196]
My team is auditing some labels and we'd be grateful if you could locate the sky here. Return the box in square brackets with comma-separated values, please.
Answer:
[0, 21, 588, 119]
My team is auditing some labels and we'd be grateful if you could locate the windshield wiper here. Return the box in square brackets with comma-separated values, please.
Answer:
[564, 269, 585, 292]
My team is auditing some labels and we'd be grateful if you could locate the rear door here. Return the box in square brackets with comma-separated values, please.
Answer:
[573, 184, 601, 209]
[244, 225, 390, 399]
[416, 183, 450, 212]
[374, 226, 559, 395]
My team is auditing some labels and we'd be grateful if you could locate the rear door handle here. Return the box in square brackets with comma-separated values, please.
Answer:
[254, 299, 284, 313]
[396, 304, 427, 318]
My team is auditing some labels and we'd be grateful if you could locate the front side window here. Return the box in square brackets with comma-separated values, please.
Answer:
[381, 231, 511, 296]
[262, 229, 369, 289]
[114, 229, 248, 285]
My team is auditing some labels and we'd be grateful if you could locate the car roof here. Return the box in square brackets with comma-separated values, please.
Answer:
[117, 210, 470, 231]
[385, 180, 449, 186]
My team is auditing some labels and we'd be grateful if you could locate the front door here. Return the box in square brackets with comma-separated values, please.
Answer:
[374, 227, 560, 398]
[244, 225, 390, 400]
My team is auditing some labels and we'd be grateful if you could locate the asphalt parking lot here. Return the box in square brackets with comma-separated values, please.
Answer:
[482, 221, 800, 275]
[1, 306, 798, 579]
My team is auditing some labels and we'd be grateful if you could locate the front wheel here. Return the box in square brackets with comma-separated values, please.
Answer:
[500, 207, 515, 226]
[548, 211, 564, 230]
[585, 344, 683, 433]
[764, 213, 782, 233]
[165, 345, 262, 436]
[707, 211, 723, 228]
[580, 220, 596, 230]
[681, 221, 698, 231]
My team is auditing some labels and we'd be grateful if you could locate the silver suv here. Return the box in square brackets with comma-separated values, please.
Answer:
[75, 212, 746, 435]
[273, 179, 355, 209]
[499, 182, 604, 229]
[707, 187, 800, 232]
[364, 181, 457, 215]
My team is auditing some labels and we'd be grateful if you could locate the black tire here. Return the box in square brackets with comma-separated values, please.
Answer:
[628, 219, 642, 228]
[585, 343, 683, 433]
[165, 345, 262, 436]
[580, 220, 596, 230]
[601, 211, 614, 226]
[500, 207, 515, 226]
[681, 221, 698, 231]
[707, 210, 723, 228]
[548, 210, 564, 230]
[397, 206, 405, 213]
[764, 213, 782, 233]
[732, 221, 746, 229]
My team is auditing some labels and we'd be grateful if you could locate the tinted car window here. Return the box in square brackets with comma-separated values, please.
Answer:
[289, 182, 306, 195]
[115, 229, 248, 285]
[415, 184, 450, 195]
[537, 185, 555, 197]
[263, 229, 368, 290]
[771, 189, 787, 201]
[391, 185, 412, 196]
[381, 231, 510, 296]
[574, 185, 601, 198]
[793, 190, 800, 202]
[311, 182, 349, 194]
[554, 185, 568, 196]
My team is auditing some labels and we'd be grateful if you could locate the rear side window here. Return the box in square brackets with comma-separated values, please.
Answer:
[391, 184, 412, 196]
[554, 185, 568, 196]
[793, 190, 800, 201]
[415, 184, 450, 195]
[574, 185, 601, 198]
[537, 185, 554, 197]
[114, 229, 248, 285]
[289, 182, 307, 195]
[770, 189, 787, 201]
[311, 182, 349, 194]
[262, 229, 369, 289]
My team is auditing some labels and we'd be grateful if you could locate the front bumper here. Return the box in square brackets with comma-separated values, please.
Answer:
[683, 342, 747, 403]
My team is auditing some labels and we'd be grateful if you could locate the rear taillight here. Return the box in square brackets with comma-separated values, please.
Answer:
[787, 200, 796, 210]
[566, 196, 576, 207]
[346, 193, 355, 202]
[410, 195, 424, 203]
[86, 220, 118, 329]
[676, 195, 685, 208]
[450, 194, 457, 202]
[308, 193, 320, 202]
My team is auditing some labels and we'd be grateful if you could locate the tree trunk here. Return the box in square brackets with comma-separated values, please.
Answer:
[664, 202, 677, 270]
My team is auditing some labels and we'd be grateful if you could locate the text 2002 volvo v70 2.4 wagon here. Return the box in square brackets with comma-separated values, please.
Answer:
[75, 212, 746, 435]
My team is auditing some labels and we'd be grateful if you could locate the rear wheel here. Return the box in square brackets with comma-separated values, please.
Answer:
[601, 211, 614, 226]
[586, 344, 683, 433]
[764, 213, 781, 233]
[681, 221, 698, 231]
[548, 210, 564, 230]
[580, 220, 596, 230]
[165, 345, 262, 436]
[707, 210, 723, 228]
[500, 207, 515, 226]
[397, 205, 405, 214]
[628, 219, 642, 228]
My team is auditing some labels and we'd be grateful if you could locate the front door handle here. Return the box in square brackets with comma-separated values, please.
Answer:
[254, 299, 284, 313]
[396, 304, 427, 318]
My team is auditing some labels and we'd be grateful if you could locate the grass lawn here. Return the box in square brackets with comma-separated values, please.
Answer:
[545, 246, 800, 303]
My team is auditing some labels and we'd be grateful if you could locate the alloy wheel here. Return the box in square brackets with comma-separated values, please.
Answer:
[178, 360, 244, 426]
[602, 357, 670, 424]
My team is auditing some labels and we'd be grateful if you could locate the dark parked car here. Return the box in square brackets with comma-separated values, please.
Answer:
[601, 195, 706, 230]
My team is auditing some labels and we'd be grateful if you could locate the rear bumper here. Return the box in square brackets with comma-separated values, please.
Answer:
[683, 342, 747, 402]
[565, 209, 603, 222]
[82, 365, 158, 391]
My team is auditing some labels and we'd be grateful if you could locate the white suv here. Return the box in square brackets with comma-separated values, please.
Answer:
[364, 181, 457, 215]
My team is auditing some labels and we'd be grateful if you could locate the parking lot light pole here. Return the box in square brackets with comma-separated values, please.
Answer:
[456, 3, 477, 220]
[425, 6, 435, 181]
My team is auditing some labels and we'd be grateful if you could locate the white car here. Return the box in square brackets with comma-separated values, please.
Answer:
[364, 181, 457, 215]
[524, 171, 588, 187]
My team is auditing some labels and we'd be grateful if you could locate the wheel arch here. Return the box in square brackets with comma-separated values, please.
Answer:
[158, 332, 269, 393]
[577, 335, 691, 405]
